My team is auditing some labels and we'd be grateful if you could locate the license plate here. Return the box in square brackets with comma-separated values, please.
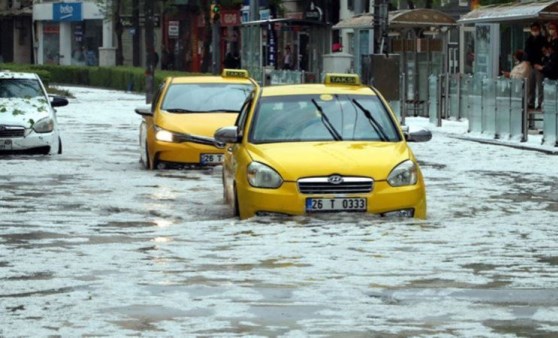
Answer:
[0, 139, 13, 151]
[200, 153, 224, 165]
[306, 198, 367, 212]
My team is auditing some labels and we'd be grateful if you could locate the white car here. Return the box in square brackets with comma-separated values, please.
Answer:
[0, 71, 68, 154]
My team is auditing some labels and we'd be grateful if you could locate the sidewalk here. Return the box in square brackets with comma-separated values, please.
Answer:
[406, 117, 558, 155]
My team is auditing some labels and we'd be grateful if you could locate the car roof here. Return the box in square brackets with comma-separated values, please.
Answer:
[0, 71, 40, 80]
[169, 76, 254, 85]
[261, 83, 377, 97]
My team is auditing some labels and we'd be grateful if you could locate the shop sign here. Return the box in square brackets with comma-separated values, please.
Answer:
[121, 15, 161, 28]
[221, 10, 240, 27]
[53, 3, 82, 22]
[266, 21, 277, 67]
[168, 21, 179, 38]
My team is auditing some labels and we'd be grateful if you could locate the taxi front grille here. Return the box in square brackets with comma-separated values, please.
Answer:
[0, 126, 25, 138]
[298, 176, 374, 194]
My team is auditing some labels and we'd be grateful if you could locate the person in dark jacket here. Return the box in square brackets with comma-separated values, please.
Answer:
[535, 42, 558, 81]
[525, 22, 546, 109]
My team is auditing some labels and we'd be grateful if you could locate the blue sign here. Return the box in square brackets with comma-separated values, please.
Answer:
[53, 3, 82, 22]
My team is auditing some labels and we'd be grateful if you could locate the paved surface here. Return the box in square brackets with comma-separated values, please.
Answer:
[1, 87, 557, 336]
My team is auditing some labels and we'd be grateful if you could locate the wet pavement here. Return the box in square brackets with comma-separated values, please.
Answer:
[1, 87, 558, 336]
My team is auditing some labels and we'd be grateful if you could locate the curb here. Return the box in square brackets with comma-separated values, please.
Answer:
[449, 135, 558, 155]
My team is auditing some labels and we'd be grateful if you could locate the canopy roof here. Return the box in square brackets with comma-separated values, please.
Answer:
[242, 18, 329, 27]
[458, 0, 558, 24]
[333, 8, 456, 30]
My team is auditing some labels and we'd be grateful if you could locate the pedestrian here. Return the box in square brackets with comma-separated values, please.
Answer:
[502, 50, 531, 80]
[525, 21, 545, 109]
[224, 51, 236, 69]
[534, 42, 558, 81]
[283, 45, 293, 70]
[548, 21, 558, 52]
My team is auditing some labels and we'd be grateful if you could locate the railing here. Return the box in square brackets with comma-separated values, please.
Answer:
[426, 74, 540, 143]
[543, 80, 558, 147]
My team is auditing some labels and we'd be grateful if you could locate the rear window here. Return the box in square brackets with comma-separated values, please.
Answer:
[0, 79, 44, 99]
[161, 83, 253, 113]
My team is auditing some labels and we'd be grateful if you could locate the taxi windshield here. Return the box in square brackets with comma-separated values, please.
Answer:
[250, 94, 401, 143]
[0, 79, 44, 99]
[161, 83, 252, 113]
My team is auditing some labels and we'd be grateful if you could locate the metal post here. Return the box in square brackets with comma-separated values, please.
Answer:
[522, 78, 528, 142]
[400, 72, 406, 125]
[437, 74, 442, 127]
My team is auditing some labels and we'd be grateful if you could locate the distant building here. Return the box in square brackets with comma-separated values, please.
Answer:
[0, 0, 33, 64]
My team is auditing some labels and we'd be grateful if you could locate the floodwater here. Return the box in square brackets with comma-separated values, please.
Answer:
[1, 87, 557, 336]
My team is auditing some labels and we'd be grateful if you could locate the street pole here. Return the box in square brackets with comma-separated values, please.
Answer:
[212, 0, 221, 75]
[144, 0, 155, 104]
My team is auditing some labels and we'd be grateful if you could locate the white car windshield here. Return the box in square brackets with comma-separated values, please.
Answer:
[250, 94, 401, 143]
[0, 79, 44, 98]
[161, 83, 252, 113]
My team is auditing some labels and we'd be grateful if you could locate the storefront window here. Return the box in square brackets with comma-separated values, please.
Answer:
[71, 20, 102, 66]
[43, 23, 60, 65]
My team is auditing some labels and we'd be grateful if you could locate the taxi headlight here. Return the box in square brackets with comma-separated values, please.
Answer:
[155, 127, 176, 143]
[387, 160, 417, 187]
[33, 117, 54, 133]
[247, 162, 283, 189]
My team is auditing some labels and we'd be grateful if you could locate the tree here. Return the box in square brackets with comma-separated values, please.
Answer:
[95, 0, 125, 65]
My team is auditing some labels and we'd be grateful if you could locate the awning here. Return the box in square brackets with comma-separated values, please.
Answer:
[242, 18, 329, 27]
[458, 0, 558, 24]
[333, 9, 456, 30]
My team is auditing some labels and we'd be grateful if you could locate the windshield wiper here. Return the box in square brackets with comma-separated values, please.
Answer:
[351, 99, 389, 142]
[311, 99, 343, 141]
[205, 109, 240, 113]
[164, 108, 198, 113]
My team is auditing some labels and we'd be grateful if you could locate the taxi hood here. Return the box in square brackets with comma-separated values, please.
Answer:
[157, 112, 238, 137]
[246, 141, 414, 182]
[0, 98, 51, 128]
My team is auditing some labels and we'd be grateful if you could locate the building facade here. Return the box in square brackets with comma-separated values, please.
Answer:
[0, 0, 33, 64]
[32, 0, 115, 66]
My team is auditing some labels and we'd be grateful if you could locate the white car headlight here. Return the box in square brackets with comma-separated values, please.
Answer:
[247, 162, 283, 189]
[155, 127, 175, 142]
[33, 117, 54, 133]
[387, 160, 418, 187]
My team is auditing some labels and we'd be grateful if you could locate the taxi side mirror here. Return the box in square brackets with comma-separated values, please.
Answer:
[135, 107, 153, 117]
[403, 125, 432, 142]
[215, 126, 240, 144]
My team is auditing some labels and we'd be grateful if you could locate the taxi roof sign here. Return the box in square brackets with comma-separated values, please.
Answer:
[324, 73, 361, 86]
[222, 69, 250, 79]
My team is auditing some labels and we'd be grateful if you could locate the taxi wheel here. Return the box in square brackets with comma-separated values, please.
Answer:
[57, 137, 62, 154]
[222, 170, 229, 203]
[233, 183, 240, 217]
[141, 142, 151, 169]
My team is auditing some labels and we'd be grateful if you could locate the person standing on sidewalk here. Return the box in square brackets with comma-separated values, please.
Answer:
[525, 22, 545, 110]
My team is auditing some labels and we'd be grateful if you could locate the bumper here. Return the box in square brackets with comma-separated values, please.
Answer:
[0, 132, 59, 154]
[237, 181, 427, 220]
[151, 140, 224, 165]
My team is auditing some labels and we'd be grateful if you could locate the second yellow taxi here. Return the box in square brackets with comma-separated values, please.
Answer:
[215, 73, 432, 219]
[135, 69, 256, 169]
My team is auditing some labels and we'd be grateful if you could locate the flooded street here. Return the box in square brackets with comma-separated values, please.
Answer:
[1, 87, 558, 336]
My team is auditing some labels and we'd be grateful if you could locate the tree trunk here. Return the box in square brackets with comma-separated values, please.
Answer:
[144, 0, 155, 103]
[132, 0, 140, 67]
[114, 0, 124, 65]
[200, 2, 212, 73]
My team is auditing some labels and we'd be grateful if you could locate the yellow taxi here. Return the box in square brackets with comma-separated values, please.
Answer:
[135, 69, 256, 169]
[214, 73, 432, 219]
